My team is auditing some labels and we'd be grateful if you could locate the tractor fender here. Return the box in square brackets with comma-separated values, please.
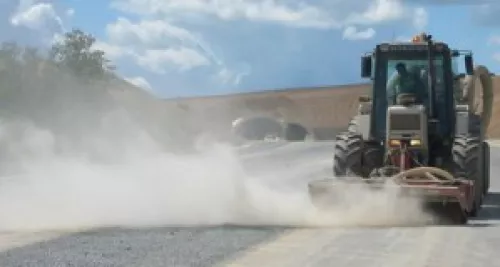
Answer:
[461, 65, 494, 137]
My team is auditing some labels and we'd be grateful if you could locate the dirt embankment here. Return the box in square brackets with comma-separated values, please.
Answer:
[489, 77, 500, 137]
[168, 76, 500, 140]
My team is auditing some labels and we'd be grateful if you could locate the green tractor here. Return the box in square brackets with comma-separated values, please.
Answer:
[308, 33, 493, 224]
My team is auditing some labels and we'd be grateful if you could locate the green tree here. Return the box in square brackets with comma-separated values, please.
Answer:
[49, 29, 115, 80]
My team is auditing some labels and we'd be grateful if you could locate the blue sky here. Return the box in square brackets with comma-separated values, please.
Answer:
[1, 0, 499, 98]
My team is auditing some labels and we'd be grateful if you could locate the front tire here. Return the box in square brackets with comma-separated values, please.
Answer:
[333, 132, 364, 177]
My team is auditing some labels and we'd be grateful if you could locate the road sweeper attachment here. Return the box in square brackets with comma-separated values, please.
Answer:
[308, 33, 493, 225]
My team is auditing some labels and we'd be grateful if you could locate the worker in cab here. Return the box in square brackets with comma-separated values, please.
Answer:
[386, 62, 427, 104]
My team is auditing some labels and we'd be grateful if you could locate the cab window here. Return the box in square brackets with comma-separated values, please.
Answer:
[385, 56, 445, 106]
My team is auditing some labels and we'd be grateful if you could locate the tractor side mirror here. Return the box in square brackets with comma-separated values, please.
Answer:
[465, 55, 474, 75]
[361, 56, 372, 78]
[358, 95, 371, 102]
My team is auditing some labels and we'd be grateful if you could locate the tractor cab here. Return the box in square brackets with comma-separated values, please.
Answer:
[360, 33, 474, 143]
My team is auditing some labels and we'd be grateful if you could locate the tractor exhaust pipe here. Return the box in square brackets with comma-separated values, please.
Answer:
[425, 34, 436, 118]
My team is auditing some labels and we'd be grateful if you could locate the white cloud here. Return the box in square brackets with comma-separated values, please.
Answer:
[342, 26, 375, 40]
[96, 18, 212, 73]
[109, 0, 422, 30]
[110, 0, 338, 29]
[494, 53, 500, 63]
[10, 2, 63, 31]
[106, 17, 198, 46]
[215, 65, 251, 86]
[412, 7, 428, 30]
[345, 0, 405, 25]
[93, 40, 211, 73]
[488, 35, 500, 46]
[124, 76, 153, 91]
[9, 0, 67, 45]
[66, 8, 75, 17]
[95, 17, 251, 84]
[92, 40, 134, 60]
[135, 48, 210, 73]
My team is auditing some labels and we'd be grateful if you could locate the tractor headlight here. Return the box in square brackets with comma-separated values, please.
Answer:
[389, 139, 401, 147]
[388, 139, 421, 147]
[410, 139, 421, 146]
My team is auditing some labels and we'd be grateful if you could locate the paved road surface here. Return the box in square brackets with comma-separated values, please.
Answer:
[0, 141, 499, 267]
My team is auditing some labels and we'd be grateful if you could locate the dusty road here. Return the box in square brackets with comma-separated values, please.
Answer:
[0, 141, 499, 267]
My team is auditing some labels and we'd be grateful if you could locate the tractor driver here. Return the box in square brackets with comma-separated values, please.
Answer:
[387, 62, 427, 104]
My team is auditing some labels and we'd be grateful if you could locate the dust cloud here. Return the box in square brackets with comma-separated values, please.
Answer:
[305, 180, 435, 227]
[0, 107, 434, 232]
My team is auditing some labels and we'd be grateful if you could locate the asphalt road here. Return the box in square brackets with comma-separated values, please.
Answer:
[1, 141, 499, 267]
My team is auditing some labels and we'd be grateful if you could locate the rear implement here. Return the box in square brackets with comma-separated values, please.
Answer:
[308, 167, 475, 224]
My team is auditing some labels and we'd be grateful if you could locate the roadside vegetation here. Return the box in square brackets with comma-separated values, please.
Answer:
[1, 28, 258, 161]
[0, 29, 199, 160]
[0, 29, 120, 133]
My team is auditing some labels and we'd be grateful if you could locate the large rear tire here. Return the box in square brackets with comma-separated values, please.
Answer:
[452, 135, 482, 217]
[469, 113, 489, 197]
[333, 132, 364, 177]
